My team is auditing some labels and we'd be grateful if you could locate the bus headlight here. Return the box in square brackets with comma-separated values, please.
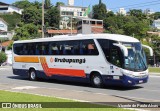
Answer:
[122, 70, 135, 78]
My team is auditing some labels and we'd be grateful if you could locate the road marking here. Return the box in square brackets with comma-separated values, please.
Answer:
[12, 86, 39, 90]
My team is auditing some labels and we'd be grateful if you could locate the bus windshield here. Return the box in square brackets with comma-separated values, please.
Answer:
[122, 42, 148, 72]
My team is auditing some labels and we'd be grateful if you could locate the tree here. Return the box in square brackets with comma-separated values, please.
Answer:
[22, 6, 42, 25]
[7, 42, 13, 50]
[45, 0, 51, 9]
[13, 23, 41, 40]
[123, 17, 150, 38]
[45, 7, 60, 28]
[92, 2, 107, 20]
[56, 2, 65, 7]
[0, 52, 7, 65]
[13, 0, 31, 9]
[152, 12, 160, 20]
[128, 9, 147, 20]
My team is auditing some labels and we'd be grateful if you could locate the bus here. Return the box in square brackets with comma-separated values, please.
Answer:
[12, 34, 153, 87]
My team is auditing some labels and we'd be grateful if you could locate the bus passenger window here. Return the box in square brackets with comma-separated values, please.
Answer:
[88, 43, 95, 55]
[35, 44, 40, 55]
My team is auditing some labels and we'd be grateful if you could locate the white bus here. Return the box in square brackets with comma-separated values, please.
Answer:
[12, 34, 153, 87]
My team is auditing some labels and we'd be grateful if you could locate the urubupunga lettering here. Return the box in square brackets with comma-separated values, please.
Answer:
[55, 58, 86, 64]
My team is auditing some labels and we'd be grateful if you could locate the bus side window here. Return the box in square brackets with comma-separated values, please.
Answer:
[86, 39, 98, 55]
[79, 42, 84, 55]
[28, 43, 35, 55]
[41, 44, 45, 55]
[35, 44, 40, 55]
[72, 41, 79, 55]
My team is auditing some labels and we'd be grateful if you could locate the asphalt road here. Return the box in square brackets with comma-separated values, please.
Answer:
[0, 67, 160, 102]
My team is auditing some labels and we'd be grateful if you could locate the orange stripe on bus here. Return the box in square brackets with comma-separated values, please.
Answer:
[14, 56, 39, 63]
[39, 57, 86, 78]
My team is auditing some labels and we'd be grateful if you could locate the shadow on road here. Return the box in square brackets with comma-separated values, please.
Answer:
[8, 75, 143, 91]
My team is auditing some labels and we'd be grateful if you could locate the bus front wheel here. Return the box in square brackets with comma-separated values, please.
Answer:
[91, 73, 103, 88]
[29, 69, 37, 81]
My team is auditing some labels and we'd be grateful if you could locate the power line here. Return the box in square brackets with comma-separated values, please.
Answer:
[124, 2, 160, 10]
[110, 0, 160, 10]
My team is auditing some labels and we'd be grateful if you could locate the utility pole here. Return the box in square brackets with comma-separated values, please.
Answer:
[71, 16, 72, 35]
[42, 0, 44, 38]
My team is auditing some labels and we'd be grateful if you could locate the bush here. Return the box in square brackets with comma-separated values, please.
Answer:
[0, 52, 7, 65]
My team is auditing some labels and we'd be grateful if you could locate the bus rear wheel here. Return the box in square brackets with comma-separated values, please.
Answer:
[29, 69, 37, 81]
[91, 73, 103, 88]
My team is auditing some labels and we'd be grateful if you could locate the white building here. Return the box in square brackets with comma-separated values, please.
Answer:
[0, 2, 23, 14]
[144, 9, 155, 15]
[119, 8, 126, 16]
[0, 18, 7, 32]
[0, 18, 13, 40]
[68, 0, 74, 6]
[152, 19, 160, 30]
[58, 5, 89, 29]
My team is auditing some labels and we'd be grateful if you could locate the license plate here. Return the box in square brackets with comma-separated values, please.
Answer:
[139, 80, 143, 83]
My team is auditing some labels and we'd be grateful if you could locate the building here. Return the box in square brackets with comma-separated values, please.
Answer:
[152, 19, 160, 30]
[58, 5, 89, 29]
[46, 18, 104, 36]
[144, 8, 155, 15]
[0, 17, 8, 39]
[0, 18, 13, 40]
[0, 2, 23, 14]
[119, 8, 126, 16]
[68, 0, 74, 6]
[77, 18, 104, 34]
[58, 0, 90, 30]
[47, 29, 77, 37]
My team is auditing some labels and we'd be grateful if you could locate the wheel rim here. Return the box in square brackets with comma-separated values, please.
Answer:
[93, 76, 101, 85]
[30, 71, 36, 80]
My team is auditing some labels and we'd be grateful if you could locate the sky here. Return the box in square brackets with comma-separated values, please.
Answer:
[3, 0, 160, 12]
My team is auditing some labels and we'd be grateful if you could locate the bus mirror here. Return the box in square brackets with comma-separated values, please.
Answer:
[142, 44, 153, 56]
[113, 43, 128, 57]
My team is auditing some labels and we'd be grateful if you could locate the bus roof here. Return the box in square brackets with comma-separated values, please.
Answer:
[14, 34, 139, 43]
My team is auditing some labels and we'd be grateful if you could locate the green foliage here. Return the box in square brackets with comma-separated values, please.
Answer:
[151, 12, 160, 20]
[149, 67, 160, 73]
[45, 0, 51, 9]
[0, 12, 21, 31]
[0, 90, 132, 111]
[92, 3, 107, 20]
[7, 42, 13, 50]
[45, 7, 60, 28]
[12, 0, 32, 9]
[56, 2, 65, 7]
[22, 6, 42, 25]
[128, 9, 147, 20]
[0, 52, 7, 64]
[150, 35, 160, 56]
[13, 23, 41, 40]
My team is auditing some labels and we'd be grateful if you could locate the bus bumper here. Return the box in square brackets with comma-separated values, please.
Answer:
[122, 75, 148, 86]
[103, 75, 148, 86]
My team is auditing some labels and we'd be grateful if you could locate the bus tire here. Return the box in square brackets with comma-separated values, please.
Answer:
[29, 69, 37, 81]
[91, 73, 103, 88]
